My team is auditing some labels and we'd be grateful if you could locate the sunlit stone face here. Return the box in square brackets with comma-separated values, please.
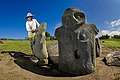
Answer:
[62, 8, 86, 28]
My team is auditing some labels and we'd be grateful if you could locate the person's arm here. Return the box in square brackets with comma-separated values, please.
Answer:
[26, 22, 32, 32]
[35, 19, 46, 31]
[35, 19, 40, 28]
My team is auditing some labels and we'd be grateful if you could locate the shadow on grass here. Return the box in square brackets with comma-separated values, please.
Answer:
[1, 51, 80, 77]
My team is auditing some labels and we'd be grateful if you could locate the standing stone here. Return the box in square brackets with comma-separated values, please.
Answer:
[55, 8, 99, 75]
[47, 42, 59, 64]
[95, 38, 101, 57]
[32, 22, 48, 65]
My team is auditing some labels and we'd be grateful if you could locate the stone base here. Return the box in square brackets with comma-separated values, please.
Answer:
[58, 64, 95, 75]
[37, 59, 48, 66]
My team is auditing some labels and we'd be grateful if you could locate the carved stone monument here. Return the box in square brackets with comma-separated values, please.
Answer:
[32, 22, 48, 65]
[55, 8, 99, 75]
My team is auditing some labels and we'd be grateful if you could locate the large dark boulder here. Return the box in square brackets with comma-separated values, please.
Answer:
[47, 42, 59, 64]
[104, 51, 120, 66]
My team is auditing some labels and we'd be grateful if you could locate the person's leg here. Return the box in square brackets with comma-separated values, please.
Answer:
[29, 38, 33, 52]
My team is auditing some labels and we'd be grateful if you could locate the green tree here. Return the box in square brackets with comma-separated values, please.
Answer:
[99, 34, 110, 39]
[112, 35, 120, 39]
[45, 32, 51, 37]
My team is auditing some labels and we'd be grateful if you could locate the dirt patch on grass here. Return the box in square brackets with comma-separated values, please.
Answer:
[0, 45, 120, 80]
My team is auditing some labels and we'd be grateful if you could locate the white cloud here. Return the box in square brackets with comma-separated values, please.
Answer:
[54, 23, 62, 30]
[97, 30, 120, 37]
[108, 19, 120, 27]
[97, 19, 120, 37]
[109, 31, 120, 36]
[52, 23, 62, 36]
[101, 30, 110, 35]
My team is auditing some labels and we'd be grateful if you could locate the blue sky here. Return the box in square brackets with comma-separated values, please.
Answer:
[0, 0, 120, 39]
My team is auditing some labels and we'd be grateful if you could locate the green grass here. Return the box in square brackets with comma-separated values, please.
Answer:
[0, 40, 31, 54]
[0, 39, 120, 60]
[100, 39, 120, 50]
[0, 40, 57, 60]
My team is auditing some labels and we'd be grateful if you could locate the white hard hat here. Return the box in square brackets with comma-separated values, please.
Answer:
[25, 13, 34, 18]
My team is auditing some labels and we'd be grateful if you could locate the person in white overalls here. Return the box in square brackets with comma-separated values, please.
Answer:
[25, 13, 40, 55]
[25, 13, 48, 65]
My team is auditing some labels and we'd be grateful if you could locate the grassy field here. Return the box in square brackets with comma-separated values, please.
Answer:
[0, 40, 57, 60]
[0, 39, 120, 80]
[100, 39, 120, 50]
[0, 39, 120, 60]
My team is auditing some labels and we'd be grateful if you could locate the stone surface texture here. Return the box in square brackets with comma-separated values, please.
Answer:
[32, 22, 48, 64]
[55, 8, 99, 75]
[105, 51, 120, 66]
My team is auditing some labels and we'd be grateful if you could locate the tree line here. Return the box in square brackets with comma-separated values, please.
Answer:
[45, 32, 56, 40]
[99, 34, 120, 39]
